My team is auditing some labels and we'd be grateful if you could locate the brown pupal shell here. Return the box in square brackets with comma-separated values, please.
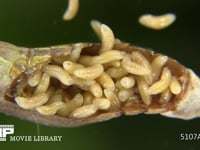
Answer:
[161, 69, 200, 119]
[0, 41, 199, 127]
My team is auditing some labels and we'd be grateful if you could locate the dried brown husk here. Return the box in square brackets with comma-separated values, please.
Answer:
[0, 41, 199, 127]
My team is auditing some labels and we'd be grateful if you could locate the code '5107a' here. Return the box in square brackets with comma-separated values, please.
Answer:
[180, 133, 200, 141]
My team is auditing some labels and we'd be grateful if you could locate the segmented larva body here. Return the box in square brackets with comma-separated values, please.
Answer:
[136, 77, 152, 105]
[148, 67, 172, 95]
[100, 24, 115, 53]
[73, 64, 104, 80]
[44, 65, 74, 86]
[15, 93, 49, 109]
[63, 61, 84, 74]
[122, 54, 151, 75]
[63, 0, 79, 20]
[34, 73, 50, 95]
[89, 82, 103, 98]
[36, 101, 64, 116]
[97, 72, 115, 90]
[138, 13, 176, 30]
[27, 70, 42, 87]
[57, 94, 83, 117]
[120, 76, 135, 89]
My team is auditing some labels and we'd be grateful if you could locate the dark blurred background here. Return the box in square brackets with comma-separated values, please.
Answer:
[0, 0, 200, 149]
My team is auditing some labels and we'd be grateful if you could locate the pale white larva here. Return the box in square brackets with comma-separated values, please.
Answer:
[138, 13, 176, 30]
[63, 0, 79, 20]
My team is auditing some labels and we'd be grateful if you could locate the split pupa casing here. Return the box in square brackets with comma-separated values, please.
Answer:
[0, 41, 200, 127]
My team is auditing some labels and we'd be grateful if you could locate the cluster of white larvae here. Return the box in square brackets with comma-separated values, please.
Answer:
[14, 21, 182, 119]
